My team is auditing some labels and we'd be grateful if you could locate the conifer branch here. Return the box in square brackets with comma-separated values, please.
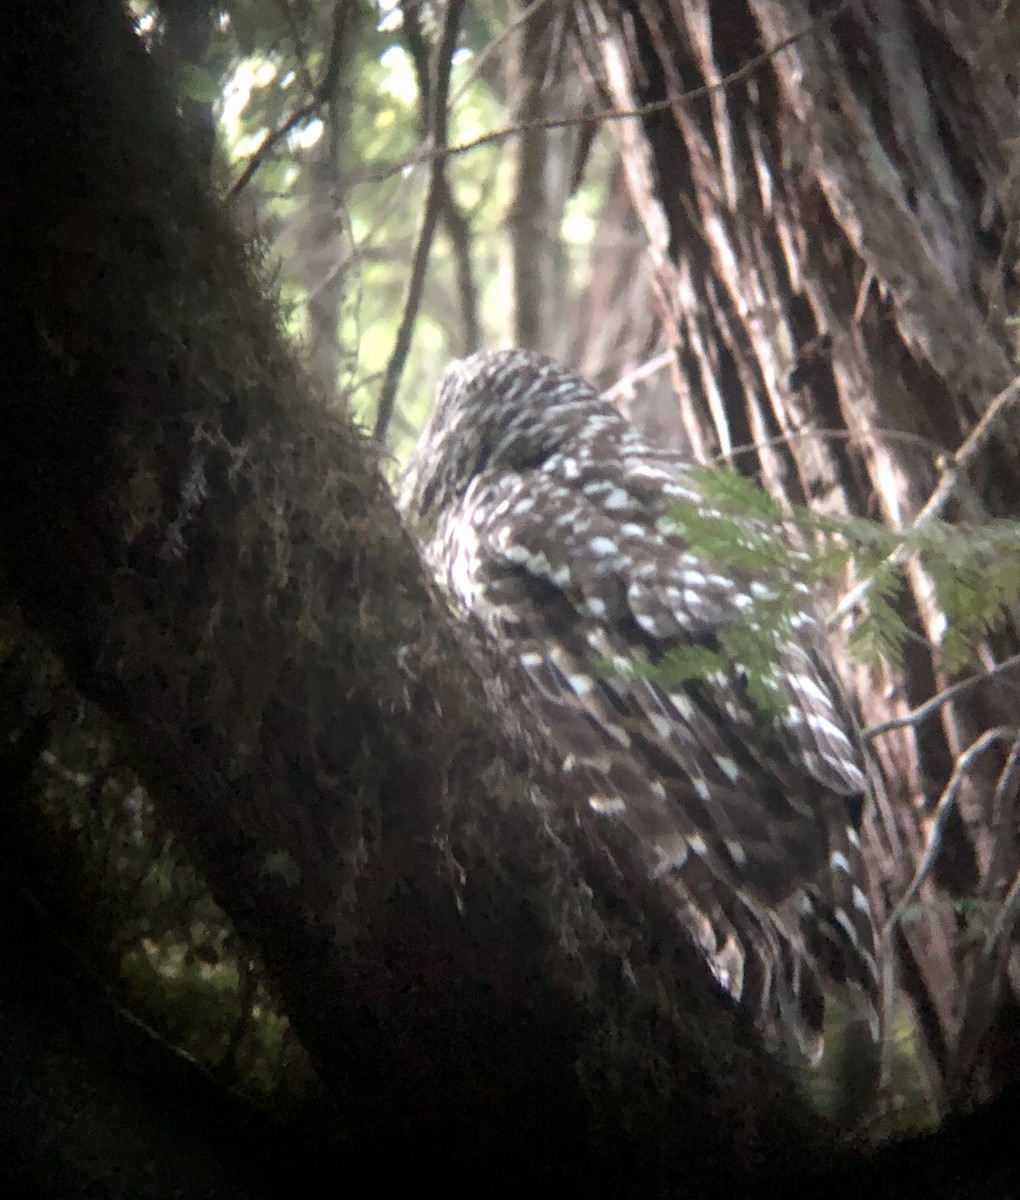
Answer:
[831, 377, 1020, 629]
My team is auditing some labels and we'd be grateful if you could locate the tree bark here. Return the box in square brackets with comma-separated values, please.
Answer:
[2, 0, 831, 1190]
[571, 0, 1020, 1107]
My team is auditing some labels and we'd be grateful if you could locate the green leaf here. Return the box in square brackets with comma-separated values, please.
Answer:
[179, 63, 221, 104]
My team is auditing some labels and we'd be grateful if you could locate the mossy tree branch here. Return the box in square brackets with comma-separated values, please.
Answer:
[2, 0, 827, 1190]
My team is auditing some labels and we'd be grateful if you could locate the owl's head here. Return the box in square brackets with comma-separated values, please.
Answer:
[399, 349, 625, 524]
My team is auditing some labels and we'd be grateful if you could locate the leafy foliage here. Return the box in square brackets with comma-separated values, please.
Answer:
[666, 466, 1020, 696]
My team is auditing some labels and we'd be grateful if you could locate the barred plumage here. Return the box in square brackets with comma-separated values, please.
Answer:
[400, 348, 881, 1061]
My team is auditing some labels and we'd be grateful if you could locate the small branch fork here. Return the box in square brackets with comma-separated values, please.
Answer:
[863, 654, 1020, 742]
[373, 0, 466, 443]
[831, 376, 1020, 628]
[227, 1, 351, 202]
[229, 3, 849, 195]
[882, 728, 1020, 948]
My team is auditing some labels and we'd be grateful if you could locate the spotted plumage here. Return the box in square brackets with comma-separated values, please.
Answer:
[400, 348, 881, 1060]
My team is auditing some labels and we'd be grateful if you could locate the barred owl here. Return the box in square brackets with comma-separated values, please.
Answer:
[400, 349, 881, 1061]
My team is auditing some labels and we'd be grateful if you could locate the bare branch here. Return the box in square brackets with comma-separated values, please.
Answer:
[276, 0, 316, 96]
[373, 0, 466, 442]
[882, 725, 1020, 1086]
[228, 100, 318, 201]
[716, 425, 948, 467]
[990, 863, 1020, 961]
[358, 3, 850, 185]
[601, 350, 675, 403]
[883, 727, 1020, 946]
[945, 733, 1020, 1096]
[448, 0, 551, 109]
[227, 1, 351, 201]
[864, 654, 1020, 741]
[401, 0, 479, 356]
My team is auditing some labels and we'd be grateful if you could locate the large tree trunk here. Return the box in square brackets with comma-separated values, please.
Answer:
[2, 0, 841, 1191]
[572, 0, 1020, 1109]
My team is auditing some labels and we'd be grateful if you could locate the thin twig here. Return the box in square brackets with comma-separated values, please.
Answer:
[864, 654, 1020, 741]
[709, 422, 947, 466]
[228, 100, 318, 200]
[373, 0, 465, 442]
[447, 0, 551, 110]
[401, 0, 479, 355]
[990, 861, 1020, 954]
[883, 727, 1020, 945]
[945, 732, 1020, 1096]
[832, 376, 1020, 627]
[276, 0, 316, 96]
[227, 1, 350, 201]
[356, 3, 851, 184]
[982, 733, 1020, 913]
[229, 0, 846, 211]
[601, 350, 675, 402]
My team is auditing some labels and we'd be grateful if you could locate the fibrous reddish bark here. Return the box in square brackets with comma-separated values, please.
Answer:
[571, 0, 1020, 1107]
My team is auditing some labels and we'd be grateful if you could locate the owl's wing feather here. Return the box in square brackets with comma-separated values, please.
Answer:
[408, 347, 881, 1062]
[440, 467, 879, 1044]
